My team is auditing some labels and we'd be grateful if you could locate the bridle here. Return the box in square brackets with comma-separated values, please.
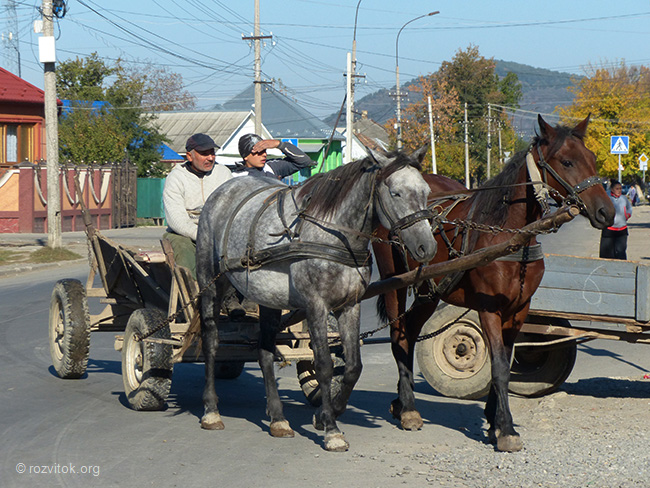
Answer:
[527, 141, 605, 215]
[373, 171, 435, 242]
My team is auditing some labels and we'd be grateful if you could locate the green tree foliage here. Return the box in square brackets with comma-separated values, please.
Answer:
[385, 45, 522, 184]
[558, 61, 650, 182]
[56, 53, 195, 176]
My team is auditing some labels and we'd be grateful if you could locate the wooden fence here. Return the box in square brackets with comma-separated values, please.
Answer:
[0, 160, 137, 233]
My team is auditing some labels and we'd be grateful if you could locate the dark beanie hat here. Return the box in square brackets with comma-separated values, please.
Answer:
[186, 133, 220, 152]
[238, 133, 263, 159]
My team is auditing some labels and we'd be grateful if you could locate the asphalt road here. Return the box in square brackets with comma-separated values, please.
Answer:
[1, 210, 650, 488]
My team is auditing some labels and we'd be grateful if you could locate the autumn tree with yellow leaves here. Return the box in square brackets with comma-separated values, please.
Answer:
[385, 46, 522, 184]
[558, 61, 650, 182]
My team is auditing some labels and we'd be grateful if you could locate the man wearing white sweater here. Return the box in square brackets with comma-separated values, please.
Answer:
[163, 133, 232, 278]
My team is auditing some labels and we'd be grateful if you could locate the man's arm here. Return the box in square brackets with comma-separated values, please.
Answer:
[266, 141, 315, 178]
[163, 171, 199, 240]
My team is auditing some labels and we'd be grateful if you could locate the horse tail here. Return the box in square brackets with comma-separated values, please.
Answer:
[376, 293, 390, 324]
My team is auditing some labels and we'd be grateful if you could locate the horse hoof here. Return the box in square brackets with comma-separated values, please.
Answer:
[270, 420, 295, 438]
[487, 428, 500, 445]
[400, 411, 423, 431]
[312, 413, 324, 431]
[497, 434, 523, 452]
[324, 433, 349, 452]
[201, 412, 225, 430]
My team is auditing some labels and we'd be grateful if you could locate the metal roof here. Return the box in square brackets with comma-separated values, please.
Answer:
[0, 67, 50, 105]
[152, 110, 251, 155]
[217, 84, 343, 141]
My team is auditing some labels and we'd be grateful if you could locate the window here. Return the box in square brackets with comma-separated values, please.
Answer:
[1, 123, 34, 164]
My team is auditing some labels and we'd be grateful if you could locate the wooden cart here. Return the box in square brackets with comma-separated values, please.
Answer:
[415, 253, 650, 400]
[48, 196, 579, 410]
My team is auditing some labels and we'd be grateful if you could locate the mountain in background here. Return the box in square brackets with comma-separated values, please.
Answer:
[325, 60, 581, 137]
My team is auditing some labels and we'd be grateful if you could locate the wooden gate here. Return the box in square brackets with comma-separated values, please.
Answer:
[112, 160, 137, 228]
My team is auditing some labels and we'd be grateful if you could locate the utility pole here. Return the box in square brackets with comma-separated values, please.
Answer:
[464, 102, 470, 189]
[242, 0, 272, 135]
[486, 103, 492, 179]
[427, 95, 437, 174]
[42, 0, 61, 248]
[2, 0, 21, 77]
[345, 52, 353, 164]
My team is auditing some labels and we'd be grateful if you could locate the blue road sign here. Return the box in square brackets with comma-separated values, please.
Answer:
[611, 136, 629, 154]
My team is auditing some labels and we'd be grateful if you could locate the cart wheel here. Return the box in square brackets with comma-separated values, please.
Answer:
[214, 361, 245, 379]
[297, 350, 346, 407]
[416, 306, 491, 400]
[49, 279, 91, 379]
[122, 308, 173, 411]
[509, 329, 577, 398]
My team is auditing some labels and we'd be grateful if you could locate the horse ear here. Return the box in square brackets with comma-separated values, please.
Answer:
[538, 114, 556, 140]
[367, 146, 391, 167]
[573, 114, 591, 139]
[411, 144, 429, 165]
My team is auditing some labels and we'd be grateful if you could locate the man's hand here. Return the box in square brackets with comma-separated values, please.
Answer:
[251, 139, 280, 153]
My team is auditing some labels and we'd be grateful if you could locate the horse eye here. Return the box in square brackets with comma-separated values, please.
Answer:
[561, 160, 573, 168]
[390, 190, 401, 198]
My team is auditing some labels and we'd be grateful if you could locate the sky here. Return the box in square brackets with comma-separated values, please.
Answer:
[4, 0, 650, 119]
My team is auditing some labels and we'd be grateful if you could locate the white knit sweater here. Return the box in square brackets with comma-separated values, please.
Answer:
[163, 163, 232, 240]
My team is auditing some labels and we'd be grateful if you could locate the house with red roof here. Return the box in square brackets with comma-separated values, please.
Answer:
[0, 67, 60, 169]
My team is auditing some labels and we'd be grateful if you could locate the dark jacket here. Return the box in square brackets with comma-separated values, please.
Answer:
[232, 141, 314, 179]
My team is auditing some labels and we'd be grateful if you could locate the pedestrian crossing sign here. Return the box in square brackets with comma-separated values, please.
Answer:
[610, 136, 629, 154]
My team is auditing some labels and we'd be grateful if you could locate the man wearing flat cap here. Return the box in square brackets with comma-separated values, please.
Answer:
[233, 134, 314, 179]
[163, 133, 232, 278]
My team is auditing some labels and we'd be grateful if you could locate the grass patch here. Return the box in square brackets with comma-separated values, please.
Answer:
[30, 246, 82, 263]
[0, 249, 22, 265]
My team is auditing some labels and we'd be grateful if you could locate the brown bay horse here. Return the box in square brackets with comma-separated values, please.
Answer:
[372, 115, 615, 452]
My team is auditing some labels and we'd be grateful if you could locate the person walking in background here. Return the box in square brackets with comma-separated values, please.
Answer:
[628, 184, 638, 206]
[599, 180, 632, 260]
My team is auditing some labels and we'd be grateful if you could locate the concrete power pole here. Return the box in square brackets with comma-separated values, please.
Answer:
[487, 103, 491, 180]
[42, 0, 61, 248]
[464, 102, 470, 189]
[242, 0, 272, 136]
[345, 52, 353, 164]
[427, 95, 437, 174]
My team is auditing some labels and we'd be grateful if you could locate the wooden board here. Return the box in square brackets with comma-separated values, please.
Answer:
[530, 254, 650, 322]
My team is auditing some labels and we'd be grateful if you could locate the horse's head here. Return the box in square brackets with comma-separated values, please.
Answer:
[534, 114, 615, 229]
[370, 146, 438, 263]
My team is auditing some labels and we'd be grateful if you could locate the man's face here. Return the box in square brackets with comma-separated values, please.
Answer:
[187, 148, 215, 173]
[244, 149, 267, 169]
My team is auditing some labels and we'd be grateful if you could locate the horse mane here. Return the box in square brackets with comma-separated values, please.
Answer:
[469, 121, 578, 228]
[300, 151, 422, 219]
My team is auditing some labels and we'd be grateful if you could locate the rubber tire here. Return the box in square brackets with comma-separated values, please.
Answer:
[297, 349, 346, 407]
[214, 361, 245, 380]
[49, 279, 91, 379]
[416, 306, 491, 400]
[509, 329, 577, 398]
[122, 308, 173, 411]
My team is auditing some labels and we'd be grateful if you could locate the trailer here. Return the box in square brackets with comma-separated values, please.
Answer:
[415, 253, 650, 399]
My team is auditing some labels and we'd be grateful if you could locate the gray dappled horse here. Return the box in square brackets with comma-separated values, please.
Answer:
[196, 148, 437, 451]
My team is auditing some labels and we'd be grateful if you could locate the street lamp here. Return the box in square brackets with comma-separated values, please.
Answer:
[345, 0, 363, 164]
[395, 11, 439, 150]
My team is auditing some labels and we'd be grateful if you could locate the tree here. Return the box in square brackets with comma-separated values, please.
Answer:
[56, 53, 196, 176]
[384, 45, 522, 183]
[558, 61, 650, 181]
